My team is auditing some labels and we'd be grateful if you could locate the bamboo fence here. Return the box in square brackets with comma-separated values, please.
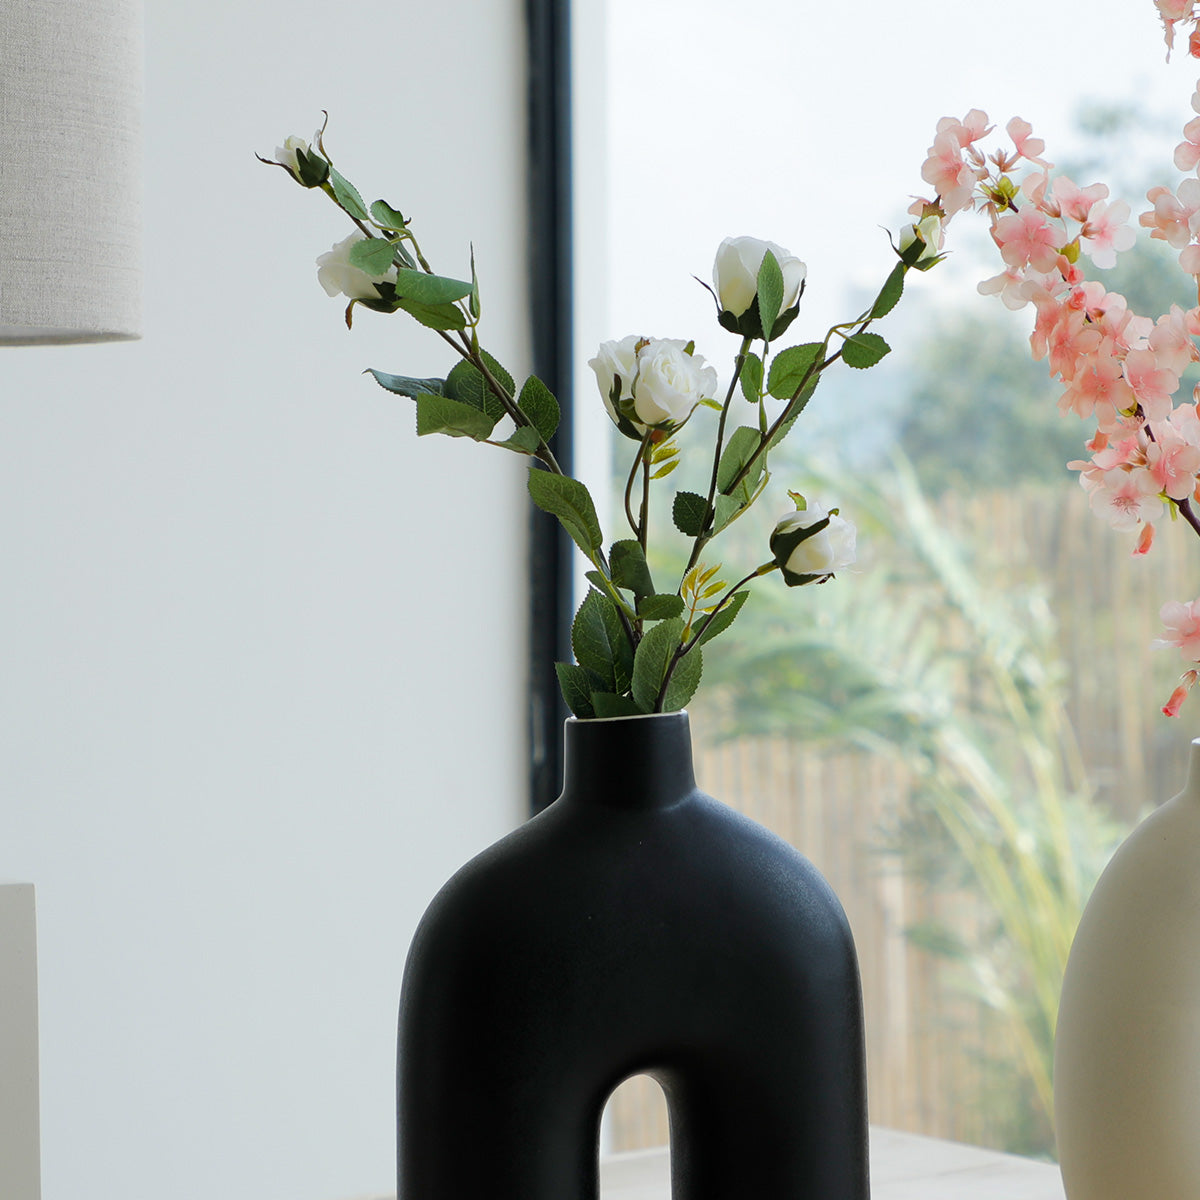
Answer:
[606, 483, 1200, 1153]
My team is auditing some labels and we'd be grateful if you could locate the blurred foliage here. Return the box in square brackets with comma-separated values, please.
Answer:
[894, 313, 1081, 498]
[688, 459, 1128, 1155]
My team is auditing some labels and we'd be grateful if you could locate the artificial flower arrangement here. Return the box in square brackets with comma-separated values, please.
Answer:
[914, 0, 1200, 716]
[261, 123, 941, 718]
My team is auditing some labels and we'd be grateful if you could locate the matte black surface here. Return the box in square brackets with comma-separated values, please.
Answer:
[397, 713, 870, 1199]
[525, 0, 575, 816]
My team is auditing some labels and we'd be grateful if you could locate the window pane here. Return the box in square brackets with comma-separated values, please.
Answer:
[578, 0, 1198, 1157]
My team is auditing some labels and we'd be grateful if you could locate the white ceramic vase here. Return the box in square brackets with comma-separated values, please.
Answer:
[1055, 737, 1200, 1198]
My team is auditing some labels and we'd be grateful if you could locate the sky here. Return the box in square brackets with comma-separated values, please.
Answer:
[600, 0, 1200, 345]
[567, 0, 1200, 478]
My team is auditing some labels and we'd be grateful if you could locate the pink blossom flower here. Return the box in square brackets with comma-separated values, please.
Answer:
[1162, 670, 1198, 717]
[1060, 359, 1135, 428]
[1042, 303, 1102, 381]
[1158, 0, 1196, 22]
[921, 130, 983, 216]
[993, 207, 1066, 273]
[1155, 600, 1200, 661]
[1180, 242, 1200, 274]
[1046, 176, 1108, 222]
[1006, 117, 1050, 168]
[1170, 398, 1200, 445]
[1134, 523, 1156, 556]
[1157, 0, 1197, 55]
[978, 267, 1034, 310]
[1080, 199, 1136, 269]
[1140, 179, 1200, 248]
[1177, 115, 1200, 172]
[1145, 427, 1200, 498]
[937, 109, 992, 148]
[1092, 434, 1142, 472]
[1124, 348, 1181, 421]
[1149, 305, 1200, 376]
[1087, 467, 1163, 531]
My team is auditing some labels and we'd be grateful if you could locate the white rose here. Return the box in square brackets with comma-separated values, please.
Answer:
[898, 215, 943, 264]
[276, 135, 311, 179]
[316, 231, 396, 300]
[631, 339, 718, 428]
[771, 503, 856, 579]
[713, 236, 807, 318]
[589, 334, 643, 430]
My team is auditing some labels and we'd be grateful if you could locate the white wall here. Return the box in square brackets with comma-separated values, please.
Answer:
[0, 2, 530, 1198]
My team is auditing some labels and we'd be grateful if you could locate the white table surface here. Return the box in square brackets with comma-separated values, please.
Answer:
[599, 1126, 1066, 1199]
[355, 1125, 1066, 1199]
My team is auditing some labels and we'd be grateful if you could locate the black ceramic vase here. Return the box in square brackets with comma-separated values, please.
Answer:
[396, 711, 868, 1200]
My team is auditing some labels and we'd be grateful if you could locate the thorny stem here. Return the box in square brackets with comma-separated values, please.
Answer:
[641, 448, 652, 556]
[683, 337, 752, 575]
[306, 167, 565, 470]
[624, 434, 652, 541]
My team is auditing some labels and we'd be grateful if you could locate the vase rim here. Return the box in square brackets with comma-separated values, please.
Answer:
[566, 710, 688, 725]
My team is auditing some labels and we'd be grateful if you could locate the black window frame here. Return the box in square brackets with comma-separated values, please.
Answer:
[526, 0, 575, 816]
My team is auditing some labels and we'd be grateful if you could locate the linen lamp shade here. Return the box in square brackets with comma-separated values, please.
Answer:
[0, 0, 143, 344]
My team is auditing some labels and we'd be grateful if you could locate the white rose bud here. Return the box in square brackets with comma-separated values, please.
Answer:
[770, 502, 856, 584]
[631, 338, 718, 429]
[316, 230, 396, 300]
[713, 236, 807, 318]
[898, 215, 944, 267]
[589, 334, 644, 432]
[275, 135, 311, 179]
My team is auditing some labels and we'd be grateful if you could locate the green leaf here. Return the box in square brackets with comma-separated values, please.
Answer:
[870, 262, 906, 319]
[637, 593, 685, 621]
[348, 237, 397, 277]
[663, 643, 703, 712]
[527, 468, 604, 560]
[842, 331, 891, 369]
[572, 589, 633, 695]
[591, 692, 645, 718]
[716, 426, 763, 497]
[329, 168, 368, 220]
[415, 394, 497, 440]
[694, 589, 749, 645]
[610, 539, 655, 598]
[477, 351, 515, 399]
[712, 493, 744, 534]
[517, 376, 560, 443]
[740, 352, 763, 403]
[365, 370, 444, 398]
[393, 269, 473, 306]
[756, 250, 785, 343]
[631, 616, 685, 712]
[555, 662, 596, 719]
[394, 296, 466, 331]
[370, 199, 406, 231]
[445, 360, 507, 422]
[672, 491, 710, 538]
[767, 342, 823, 400]
[494, 427, 542, 455]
